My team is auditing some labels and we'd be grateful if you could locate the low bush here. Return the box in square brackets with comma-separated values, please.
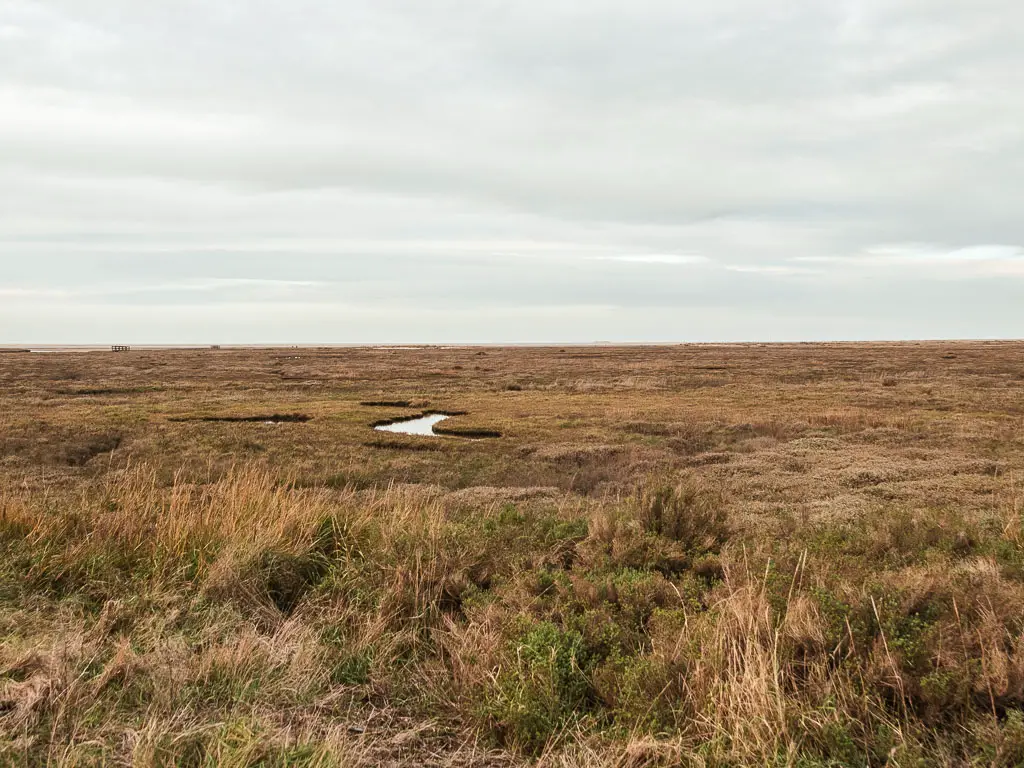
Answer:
[636, 478, 730, 553]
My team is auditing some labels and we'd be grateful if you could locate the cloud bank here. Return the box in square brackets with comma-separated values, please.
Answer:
[2, 0, 1023, 342]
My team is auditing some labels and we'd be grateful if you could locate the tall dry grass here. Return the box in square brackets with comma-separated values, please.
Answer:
[5, 466, 1024, 765]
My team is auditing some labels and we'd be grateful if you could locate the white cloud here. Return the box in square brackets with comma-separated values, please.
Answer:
[593, 254, 709, 265]
[796, 243, 1024, 267]
[1, 0, 1023, 341]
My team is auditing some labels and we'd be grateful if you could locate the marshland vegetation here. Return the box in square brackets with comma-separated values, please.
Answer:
[2, 342, 1024, 766]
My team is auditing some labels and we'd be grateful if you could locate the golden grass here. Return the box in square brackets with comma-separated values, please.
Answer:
[2, 342, 1024, 765]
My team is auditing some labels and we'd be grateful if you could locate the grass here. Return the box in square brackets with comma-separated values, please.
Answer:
[1, 342, 1024, 765]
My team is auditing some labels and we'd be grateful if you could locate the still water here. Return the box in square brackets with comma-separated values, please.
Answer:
[374, 413, 450, 437]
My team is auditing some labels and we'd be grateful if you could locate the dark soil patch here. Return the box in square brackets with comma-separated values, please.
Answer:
[362, 439, 446, 452]
[60, 433, 123, 466]
[0, 430, 124, 467]
[56, 387, 163, 396]
[169, 414, 312, 424]
[621, 421, 674, 437]
[258, 549, 331, 614]
[360, 400, 413, 408]
[685, 452, 732, 466]
[435, 427, 502, 439]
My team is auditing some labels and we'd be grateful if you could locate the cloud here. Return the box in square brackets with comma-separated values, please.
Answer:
[794, 243, 1024, 278]
[1, 0, 1023, 341]
[593, 255, 710, 265]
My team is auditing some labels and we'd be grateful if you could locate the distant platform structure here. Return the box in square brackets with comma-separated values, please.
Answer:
[210, 345, 222, 350]
[111, 345, 131, 352]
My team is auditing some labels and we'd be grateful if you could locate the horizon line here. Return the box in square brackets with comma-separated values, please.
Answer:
[4, 338, 1024, 352]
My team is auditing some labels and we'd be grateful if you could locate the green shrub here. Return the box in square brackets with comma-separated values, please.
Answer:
[483, 621, 594, 752]
[592, 651, 680, 733]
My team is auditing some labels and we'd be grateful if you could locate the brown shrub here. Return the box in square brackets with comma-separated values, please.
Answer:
[636, 478, 730, 552]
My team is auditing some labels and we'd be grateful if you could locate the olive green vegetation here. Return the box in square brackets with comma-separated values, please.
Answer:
[2, 342, 1024, 766]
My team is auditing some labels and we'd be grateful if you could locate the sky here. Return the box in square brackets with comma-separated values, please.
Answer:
[2, 0, 1023, 344]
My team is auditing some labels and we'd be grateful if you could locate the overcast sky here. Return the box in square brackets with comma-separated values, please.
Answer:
[2, 0, 1023, 343]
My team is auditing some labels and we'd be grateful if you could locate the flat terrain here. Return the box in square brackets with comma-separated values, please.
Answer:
[2, 343, 1024, 766]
